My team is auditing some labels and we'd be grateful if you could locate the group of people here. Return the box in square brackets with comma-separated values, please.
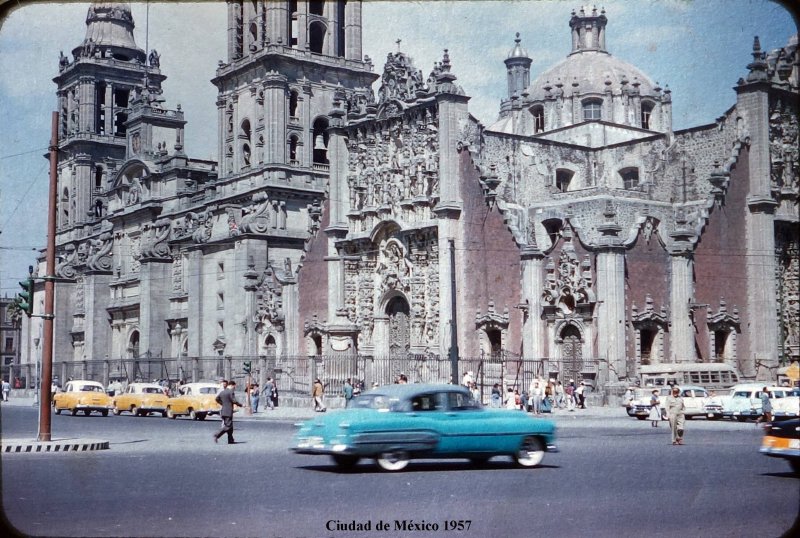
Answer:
[244, 377, 279, 413]
[485, 377, 588, 413]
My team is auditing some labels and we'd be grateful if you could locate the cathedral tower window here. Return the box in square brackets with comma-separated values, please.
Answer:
[582, 99, 602, 121]
[641, 101, 654, 130]
[312, 117, 329, 164]
[61, 187, 70, 227]
[289, 90, 299, 119]
[94, 165, 103, 192]
[288, 135, 300, 165]
[311, 334, 323, 356]
[128, 331, 140, 359]
[240, 119, 252, 167]
[639, 328, 656, 364]
[555, 169, 574, 192]
[113, 89, 130, 137]
[249, 22, 258, 51]
[619, 167, 639, 190]
[95, 83, 106, 135]
[532, 105, 545, 133]
[310, 0, 325, 16]
[289, 0, 299, 48]
[337, 0, 347, 58]
[309, 21, 326, 54]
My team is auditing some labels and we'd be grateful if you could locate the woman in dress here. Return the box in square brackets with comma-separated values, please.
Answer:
[648, 389, 661, 427]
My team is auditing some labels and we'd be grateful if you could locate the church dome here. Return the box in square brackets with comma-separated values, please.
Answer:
[527, 50, 657, 102]
[73, 2, 145, 62]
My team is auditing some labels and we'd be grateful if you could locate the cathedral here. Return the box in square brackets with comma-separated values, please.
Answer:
[26, 2, 798, 399]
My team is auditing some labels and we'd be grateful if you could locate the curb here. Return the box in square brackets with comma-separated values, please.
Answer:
[1, 438, 110, 454]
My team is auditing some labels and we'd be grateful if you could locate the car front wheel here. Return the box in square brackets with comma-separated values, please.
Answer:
[514, 436, 545, 468]
[626, 407, 636, 417]
[166, 407, 176, 419]
[376, 450, 410, 471]
[189, 409, 197, 420]
[130, 406, 139, 416]
[70, 408, 78, 416]
[101, 410, 109, 417]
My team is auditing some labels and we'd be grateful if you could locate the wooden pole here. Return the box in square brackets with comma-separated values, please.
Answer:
[38, 111, 58, 442]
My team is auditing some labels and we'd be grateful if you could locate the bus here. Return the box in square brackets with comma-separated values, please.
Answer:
[639, 363, 740, 391]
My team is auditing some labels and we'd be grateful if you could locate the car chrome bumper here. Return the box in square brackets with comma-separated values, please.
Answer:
[546, 443, 558, 453]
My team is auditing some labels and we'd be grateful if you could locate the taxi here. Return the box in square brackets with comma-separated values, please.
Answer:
[53, 380, 114, 416]
[165, 382, 222, 420]
[113, 382, 169, 417]
[760, 419, 800, 474]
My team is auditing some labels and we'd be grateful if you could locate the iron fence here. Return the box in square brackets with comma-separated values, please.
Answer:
[43, 353, 600, 404]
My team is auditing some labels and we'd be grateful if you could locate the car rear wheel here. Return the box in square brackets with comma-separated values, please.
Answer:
[166, 407, 176, 419]
[196, 413, 207, 421]
[83, 409, 91, 416]
[626, 407, 636, 417]
[189, 409, 197, 420]
[70, 408, 77, 416]
[54, 407, 61, 415]
[332, 455, 360, 469]
[376, 450, 410, 471]
[130, 405, 139, 416]
[514, 436, 545, 468]
[161, 411, 168, 418]
[112, 408, 120, 416]
[101, 410, 109, 417]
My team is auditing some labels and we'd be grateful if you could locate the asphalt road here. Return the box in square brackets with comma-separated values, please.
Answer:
[1, 406, 798, 538]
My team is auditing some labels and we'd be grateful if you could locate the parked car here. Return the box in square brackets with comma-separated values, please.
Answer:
[631, 385, 713, 420]
[165, 382, 221, 420]
[760, 418, 800, 474]
[723, 384, 798, 421]
[53, 380, 114, 416]
[291, 383, 558, 471]
[112, 382, 169, 417]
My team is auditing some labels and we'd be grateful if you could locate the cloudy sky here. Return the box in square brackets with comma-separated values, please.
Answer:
[0, 0, 797, 294]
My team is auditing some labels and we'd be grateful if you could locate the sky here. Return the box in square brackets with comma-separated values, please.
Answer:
[0, 0, 797, 295]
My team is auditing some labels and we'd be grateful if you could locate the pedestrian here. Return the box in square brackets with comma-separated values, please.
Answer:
[343, 378, 354, 407]
[648, 389, 661, 427]
[1, 379, 10, 402]
[666, 386, 686, 445]
[213, 380, 243, 445]
[469, 381, 480, 404]
[530, 380, 542, 414]
[576, 382, 586, 409]
[565, 380, 575, 411]
[462, 370, 474, 387]
[491, 383, 502, 408]
[756, 387, 773, 426]
[353, 379, 363, 398]
[250, 383, 260, 413]
[271, 378, 280, 408]
[505, 387, 517, 410]
[262, 377, 275, 410]
[555, 381, 565, 408]
[312, 378, 327, 412]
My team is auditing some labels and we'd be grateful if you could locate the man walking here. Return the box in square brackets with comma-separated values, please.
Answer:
[666, 386, 686, 445]
[1, 379, 10, 402]
[213, 380, 243, 444]
[756, 387, 773, 426]
[312, 378, 326, 412]
[262, 377, 275, 411]
[343, 378, 354, 408]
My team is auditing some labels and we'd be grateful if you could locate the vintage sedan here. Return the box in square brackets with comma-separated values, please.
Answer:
[291, 383, 558, 471]
[53, 380, 114, 416]
[165, 382, 221, 420]
[112, 382, 169, 417]
[631, 385, 713, 420]
[760, 419, 800, 474]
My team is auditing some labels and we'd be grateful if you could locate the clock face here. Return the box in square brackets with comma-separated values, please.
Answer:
[132, 132, 141, 153]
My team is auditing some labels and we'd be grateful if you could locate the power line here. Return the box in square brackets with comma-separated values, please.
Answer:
[0, 147, 48, 160]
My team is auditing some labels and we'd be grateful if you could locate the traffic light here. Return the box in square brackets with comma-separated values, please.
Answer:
[17, 275, 34, 317]
[243, 361, 252, 374]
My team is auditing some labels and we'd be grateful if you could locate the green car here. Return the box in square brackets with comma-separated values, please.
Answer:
[291, 383, 558, 471]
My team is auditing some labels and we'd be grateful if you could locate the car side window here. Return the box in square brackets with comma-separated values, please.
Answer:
[410, 394, 437, 412]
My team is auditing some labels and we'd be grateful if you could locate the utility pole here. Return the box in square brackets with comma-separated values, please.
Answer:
[38, 111, 58, 442]
[449, 240, 459, 384]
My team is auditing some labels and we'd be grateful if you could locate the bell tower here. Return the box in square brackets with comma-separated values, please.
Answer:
[53, 2, 164, 232]
[212, 0, 377, 179]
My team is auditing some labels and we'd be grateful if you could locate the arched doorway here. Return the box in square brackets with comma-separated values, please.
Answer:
[560, 324, 582, 382]
[386, 296, 410, 359]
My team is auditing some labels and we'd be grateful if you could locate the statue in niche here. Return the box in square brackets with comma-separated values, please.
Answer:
[148, 49, 160, 68]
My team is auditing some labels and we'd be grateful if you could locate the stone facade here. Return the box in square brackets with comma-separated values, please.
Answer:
[29, 3, 799, 393]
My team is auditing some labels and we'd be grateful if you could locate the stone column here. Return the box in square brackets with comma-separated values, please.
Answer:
[186, 250, 204, 357]
[520, 246, 545, 359]
[345, 0, 362, 61]
[669, 252, 694, 362]
[216, 96, 226, 175]
[262, 73, 287, 164]
[596, 248, 626, 382]
[78, 76, 95, 134]
[267, 0, 288, 45]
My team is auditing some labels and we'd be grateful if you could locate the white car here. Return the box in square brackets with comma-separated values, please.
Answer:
[630, 385, 713, 420]
[722, 384, 799, 421]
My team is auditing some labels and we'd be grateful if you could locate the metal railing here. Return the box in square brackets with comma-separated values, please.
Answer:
[41, 353, 600, 404]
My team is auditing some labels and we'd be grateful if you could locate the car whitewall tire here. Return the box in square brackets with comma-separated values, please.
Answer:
[515, 436, 545, 467]
[376, 450, 410, 471]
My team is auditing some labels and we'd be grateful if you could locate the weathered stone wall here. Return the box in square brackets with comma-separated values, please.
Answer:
[296, 199, 332, 353]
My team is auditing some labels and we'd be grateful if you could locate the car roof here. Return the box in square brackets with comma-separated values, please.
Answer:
[129, 383, 163, 389]
[70, 380, 103, 386]
[180, 382, 219, 389]
[366, 383, 469, 398]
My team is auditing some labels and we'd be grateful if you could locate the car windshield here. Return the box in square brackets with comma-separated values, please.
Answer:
[351, 394, 401, 411]
[143, 387, 162, 394]
[79, 385, 103, 392]
[199, 387, 218, 395]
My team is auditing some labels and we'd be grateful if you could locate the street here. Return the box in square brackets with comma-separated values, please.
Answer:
[1, 405, 798, 538]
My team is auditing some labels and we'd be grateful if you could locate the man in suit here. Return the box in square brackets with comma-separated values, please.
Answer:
[214, 380, 243, 444]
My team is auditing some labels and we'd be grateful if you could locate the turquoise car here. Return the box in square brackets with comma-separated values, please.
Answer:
[291, 383, 558, 471]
